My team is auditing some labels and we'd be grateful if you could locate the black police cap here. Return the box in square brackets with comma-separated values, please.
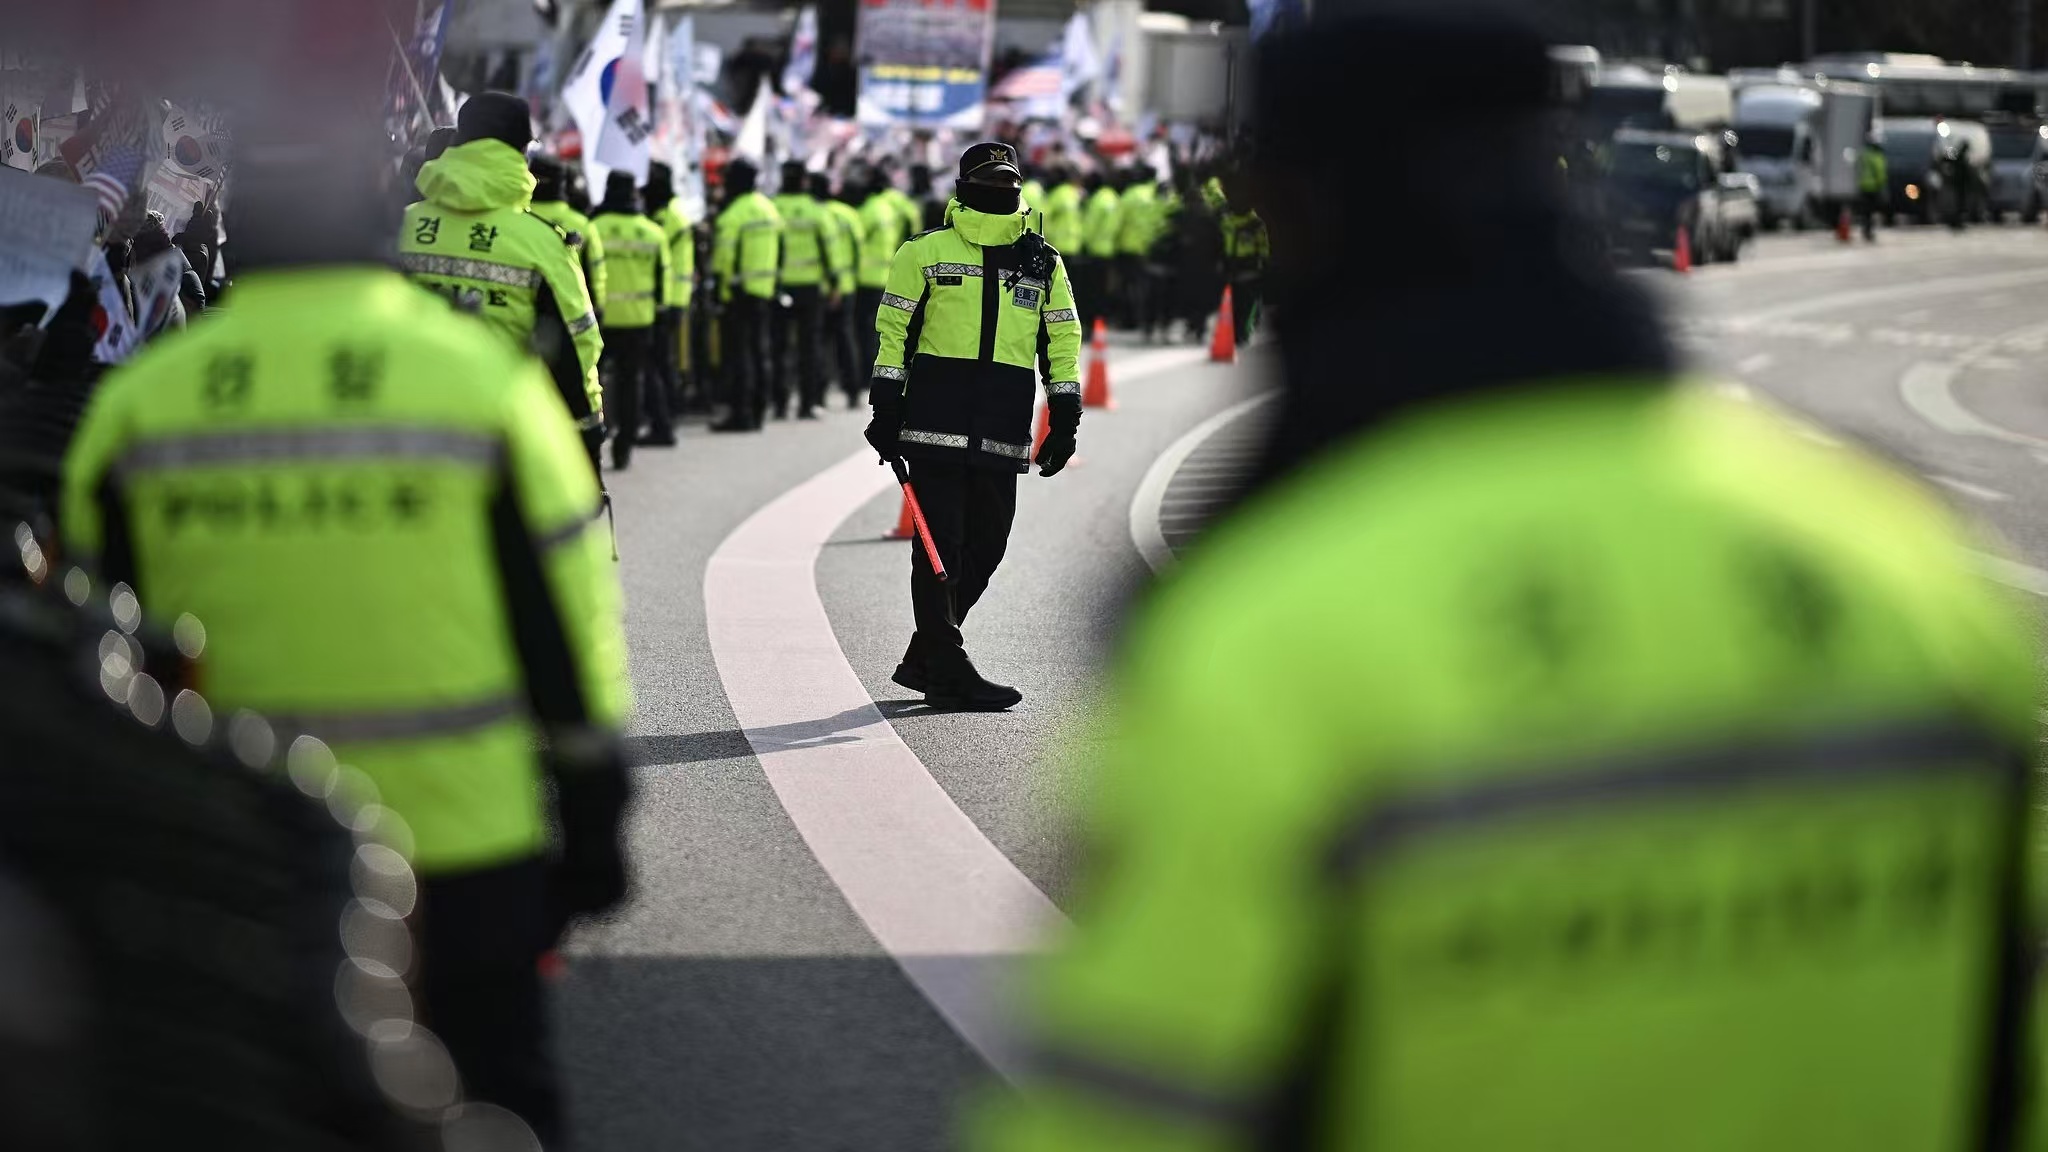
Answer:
[958, 142, 1021, 183]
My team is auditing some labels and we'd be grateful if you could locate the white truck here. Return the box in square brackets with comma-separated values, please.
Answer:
[1731, 79, 1877, 230]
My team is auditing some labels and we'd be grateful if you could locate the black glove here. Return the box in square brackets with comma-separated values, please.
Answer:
[1036, 394, 1080, 477]
[545, 736, 632, 941]
[865, 377, 904, 464]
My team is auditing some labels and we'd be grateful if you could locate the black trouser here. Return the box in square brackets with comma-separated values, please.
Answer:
[1230, 272, 1261, 345]
[415, 857, 559, 1145]
[855, 287, 885, 388]
[601, 325, 651, 466]
[774, 284, 827, 414]
[651, 308, 684, 426]
[1859, 191, 1882, 239]
[1071, 257, 1104, 333]
[1114, 254, 1144, 328]
[825, 292, 863, 403]
[721, 294, 774, 427]
[907, 458, 1018, 655]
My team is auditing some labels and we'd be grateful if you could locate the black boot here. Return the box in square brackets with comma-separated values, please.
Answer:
[891, 635, 929, 694]
[924, 647, 1021, 711]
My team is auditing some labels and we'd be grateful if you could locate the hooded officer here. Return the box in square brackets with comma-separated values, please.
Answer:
[864, 143, 1084, 709]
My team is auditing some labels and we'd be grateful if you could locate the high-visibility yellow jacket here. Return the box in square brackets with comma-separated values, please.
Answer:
[1043, 183, 1085, 254]
[650, 201, 695, 310]
[399, 139, 604, 434]
[591, 211, 669, 329]
[822, 198, 862, 297]
[713, 190, 783, 302]
[858, 192, 908, 290]
[528, 196, 606, 309]
[1083, 186, 1121, 259]
[771, 192, 841, 289]
[873, 200, 1083, 471]
[1021, 180, 1047, 235]
[62, 267, 631, 875]
[1116, 182, 1160, 256]
[975, 383, 2042, 1152]
[1221, 209, 1269, 272]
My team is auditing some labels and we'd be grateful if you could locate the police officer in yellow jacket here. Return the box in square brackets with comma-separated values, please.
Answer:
[855, 168, 910, 389]
[976, 11, 2042, 1151]
[529, 153, 607, 313]
[398, 93, 605, 473]
[818, 172, 867, 408]
[772, 159, 843, 420]
[866, 142, 1084, 709]
[644, 162, 695, 430]
[1077, 171, 1120, 332]
[63, 112, 632, 1148]
[709, 159, 784, 432]
[591, 172, 672, 469]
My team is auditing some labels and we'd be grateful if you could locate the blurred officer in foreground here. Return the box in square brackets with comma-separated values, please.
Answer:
[977, 7, 2040, 1150]
[529, 154, 608, 316]
[866, 143, 1084, 709]
[710, 158, 784, 432]
[772, 159, 842, 420]
[63, 102, 634, 1143]
[644, 162, 695, 433]
[399, 93, 606, 475]
[818, 171, 867, 408]
[592, 171, 672, 468]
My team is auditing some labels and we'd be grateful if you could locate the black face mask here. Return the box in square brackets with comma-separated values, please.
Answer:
[956, 180, 1020, 216]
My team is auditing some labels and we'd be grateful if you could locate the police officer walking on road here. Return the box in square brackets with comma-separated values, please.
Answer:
[592, 172, 672, 468]
[1857, 132, 1888, 241]
[976, 8, 2043, 1150]
[64, 86, 633, 1148]
[398, 93, 606, 474]
[644, 162, 696, 434]
[529, 154, 607, 316]
[866, 142, 1085, 710]
[771, 159, 843, 420]
[818, 171, 867, 409]
[710, 159, 784, 432]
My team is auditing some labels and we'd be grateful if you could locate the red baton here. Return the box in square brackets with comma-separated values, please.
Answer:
[890, 459, 948, 583]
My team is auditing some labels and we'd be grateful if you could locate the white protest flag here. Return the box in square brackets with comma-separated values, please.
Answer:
[734, 75, 772, 164]
[1059, 12, 1099, 103]
[782, 6, 818, 96]
[562, 0, 652, 191]
[672, 15, 707, 219]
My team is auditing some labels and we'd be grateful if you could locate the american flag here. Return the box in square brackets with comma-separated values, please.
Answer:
[83, 145, 146, 220]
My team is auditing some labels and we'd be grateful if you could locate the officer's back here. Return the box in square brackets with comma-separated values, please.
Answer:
[979, 10, 2041, 1151]
[398, 93, 605, 461]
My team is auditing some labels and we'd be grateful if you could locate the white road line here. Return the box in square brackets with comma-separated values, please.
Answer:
[1129, 393, 1279, 573]
[1931, 475, 2011, 502]
[1973, 551, 2048, 598]
[1898, 319, 2048, 451]
[1728, 266, 2048, 327]
[704, 450, 1065, 1078]
[1734, 353, 1774, 376]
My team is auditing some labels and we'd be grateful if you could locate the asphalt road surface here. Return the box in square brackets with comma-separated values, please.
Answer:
[556, 224, 2048, 1149]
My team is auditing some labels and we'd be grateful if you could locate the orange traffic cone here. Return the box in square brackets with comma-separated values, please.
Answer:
[1836, 205, 1853, 244]
[1210, 285, 1238, 364]
[1672, 225, 1692, 274]
[885, 491, 916, 539]
[1081, 318, 1114, 409]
